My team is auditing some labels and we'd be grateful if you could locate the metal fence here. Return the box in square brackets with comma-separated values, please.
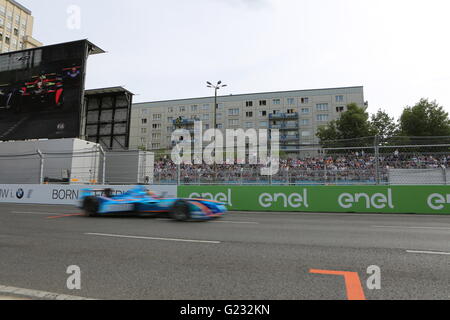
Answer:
[154, 136, 450, 185]
[0, 149, 154, 185]
[1, 136, 450, 186]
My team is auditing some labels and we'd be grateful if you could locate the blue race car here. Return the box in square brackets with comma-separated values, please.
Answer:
[79, 186, 227, 221]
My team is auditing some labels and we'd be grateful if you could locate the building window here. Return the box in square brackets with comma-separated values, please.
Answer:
[152, 133, 161, 139]
[246, 101, 253, 107]
[152, 123, 162, 129]
[287, 98, 295, 105]
[153, 114, 161, 121]
[0, 6, 5, 15]
[141, 128, 147, 134]
[141, 118, 147, 125]
[179, 106, 186, 112]
[168, 107, 173, 113]
[245, 122, 253, 128]
[273, 99, 281, 105]
[301, 119, 310, 126]
[302, 131, 311, 137]
[216, 113, 222, 120]
[287, 109, 295, 114]
[336, 95, 344, 103]
[246, 111, 253, 117]
[260, 111, 267, 117]
[301, 98, 309, 104]
[228, 119, 239, 126]
[259, 100, 267, 106]
[228, 108, 240, 116]
[191, 105, 198, 112]
[273, 110, 281, 115]
[317, 114, 329, 122]
[152, 143, 161, 149]
[202, 104, 210, 111]
[316, 103, 329, 111]
[259, 121, 268, 127]
[301, 108, 310, 114]
[202, 114, 210, 121]
[336, 106, 345, 113]
[5, 36, 10, 44]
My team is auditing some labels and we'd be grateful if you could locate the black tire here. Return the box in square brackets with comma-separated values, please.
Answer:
[171, 200, 191, 221]
[82, 197, 100, 217]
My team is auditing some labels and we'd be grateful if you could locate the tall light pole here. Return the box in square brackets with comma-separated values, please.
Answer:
[207, 81, 227, 173]
[207, 81, 227, 131]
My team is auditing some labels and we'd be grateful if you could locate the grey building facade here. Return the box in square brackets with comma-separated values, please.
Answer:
[130, 86, 365, 153]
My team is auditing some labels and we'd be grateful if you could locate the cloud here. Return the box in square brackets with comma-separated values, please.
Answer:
[216, 0, 270, 10]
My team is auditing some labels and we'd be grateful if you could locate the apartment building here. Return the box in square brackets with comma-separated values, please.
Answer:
[130, 86, 365, 152]
[0, 0, 42, 53]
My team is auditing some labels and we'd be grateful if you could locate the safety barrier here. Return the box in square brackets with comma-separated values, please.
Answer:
[178, 185, 450, 214]
[0, 184, 177, 206]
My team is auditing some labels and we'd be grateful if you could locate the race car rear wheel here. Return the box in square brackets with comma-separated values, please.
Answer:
[82, 197, 99, 217]
[171, 200, 191, 221]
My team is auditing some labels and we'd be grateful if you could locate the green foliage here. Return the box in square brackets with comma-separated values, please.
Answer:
[399, 99, 450, 137]
[316, 103, 372, 145]
[370, 109, 399, 139]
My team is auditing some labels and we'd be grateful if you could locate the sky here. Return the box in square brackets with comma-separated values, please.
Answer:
[19, 0, 450, 119]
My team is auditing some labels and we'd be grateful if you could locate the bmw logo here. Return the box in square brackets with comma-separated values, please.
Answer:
[16, 189, 24, 199]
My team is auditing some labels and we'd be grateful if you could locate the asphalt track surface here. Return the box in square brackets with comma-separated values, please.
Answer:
[0, 203, 449, 300]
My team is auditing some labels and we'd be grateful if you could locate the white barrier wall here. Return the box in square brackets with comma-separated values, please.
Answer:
[0, 184, 177, 206]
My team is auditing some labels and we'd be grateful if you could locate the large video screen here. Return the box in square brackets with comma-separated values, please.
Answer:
[0, 41, 88, 141]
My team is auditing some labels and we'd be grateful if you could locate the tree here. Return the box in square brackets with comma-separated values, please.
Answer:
[399, 99, 450, 137]
[370, 109, 399, 139]
[316, 103, 372, 145]
[316, 120, 339, 142]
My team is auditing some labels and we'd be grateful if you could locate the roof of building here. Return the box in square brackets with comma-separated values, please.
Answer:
[85, 86, 134, 96]
[132, 86, 364, 108]
[0, 39, 105, 57]
[8, 0, 32, 15]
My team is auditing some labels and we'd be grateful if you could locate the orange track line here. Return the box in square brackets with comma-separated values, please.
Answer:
[310, 269, 366, 301]
[47, 213, 84, 219]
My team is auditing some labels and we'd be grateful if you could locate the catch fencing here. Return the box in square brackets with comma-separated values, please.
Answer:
[154, 136, 450, 186]
[1, 136, 450, 186]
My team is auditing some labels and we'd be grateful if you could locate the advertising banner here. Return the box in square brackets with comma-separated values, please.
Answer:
[178, 185, 450, 214]
[0, 184, 177, 206]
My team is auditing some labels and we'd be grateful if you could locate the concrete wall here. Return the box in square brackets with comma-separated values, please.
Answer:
[0, 139, 100, 184]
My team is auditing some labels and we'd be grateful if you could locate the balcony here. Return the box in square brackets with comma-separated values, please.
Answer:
[269, 122, 299, 130]
[280, 135, 300, 142]
[269, 112, 299, 120]
[173, 118, 200, 127]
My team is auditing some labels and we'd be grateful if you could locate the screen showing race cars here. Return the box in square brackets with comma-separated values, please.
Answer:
[0, 40, 88, 141]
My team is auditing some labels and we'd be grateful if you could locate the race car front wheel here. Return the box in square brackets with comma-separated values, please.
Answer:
[171, 200, 191, 221]
[83, 197, 99, 217]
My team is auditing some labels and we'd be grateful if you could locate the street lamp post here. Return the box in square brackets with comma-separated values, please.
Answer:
[207, 81, 227, 131]
[207, 81, 227, 178]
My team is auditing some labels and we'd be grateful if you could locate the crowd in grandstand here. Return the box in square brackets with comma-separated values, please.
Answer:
[153, 150, 450, 184]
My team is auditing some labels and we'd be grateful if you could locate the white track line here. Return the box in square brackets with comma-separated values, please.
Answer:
[211, 221, 259, 225]
[373, 226, 450, 231]
[406, 250, 450, 256]
[86, 232, 221, 244]
[0, 285, 95, 300]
